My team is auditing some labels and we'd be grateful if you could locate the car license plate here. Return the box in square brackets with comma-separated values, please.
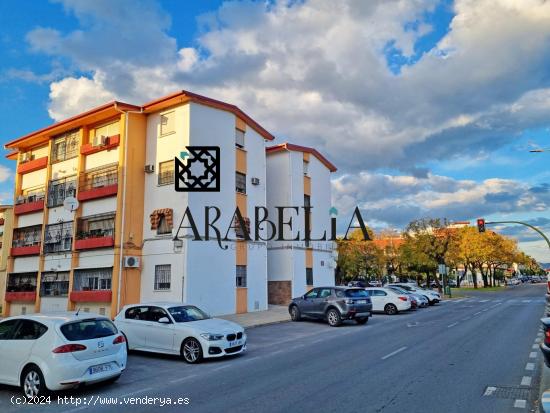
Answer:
[356, 299, 367, 304]
[90, 363, 113, 375]
[229, 339, 242, 347]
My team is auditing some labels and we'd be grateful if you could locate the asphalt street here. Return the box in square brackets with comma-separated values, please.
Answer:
[0, 283, 546, 413]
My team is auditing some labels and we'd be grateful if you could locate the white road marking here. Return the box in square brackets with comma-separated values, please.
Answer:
[171, 374, 197, 384]
[522, 300, 532, 303]
[461, 317, 471, 321]
[447, 322, 458, 328]
[381, 346, 407, 360]
[529, 352, 538, 359]
[526, 363, 535, 371]
[484, 386, 497, 396]
[536, 338, 542, 343]
[212, 364, 231, 371]
[479, 299, 490, 303]
[521, 376, 532, 386]
[474, 311, 482, 316]
[538, 332, 544, 337]
[514, 399, 526, 409]
[533, 344, 539, 349]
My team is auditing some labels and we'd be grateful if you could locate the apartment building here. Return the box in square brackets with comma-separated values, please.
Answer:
[0, 205, 14, 307]
[266, 143, 337, 305]
[2, 90, 274, 317]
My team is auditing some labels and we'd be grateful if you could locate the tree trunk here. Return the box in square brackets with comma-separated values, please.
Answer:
[470, 264, 478, 288]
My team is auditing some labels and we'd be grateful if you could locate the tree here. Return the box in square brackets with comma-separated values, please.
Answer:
[336, 228, 381, 284]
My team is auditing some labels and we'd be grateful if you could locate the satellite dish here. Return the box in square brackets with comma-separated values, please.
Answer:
[63, 196, 79, 212]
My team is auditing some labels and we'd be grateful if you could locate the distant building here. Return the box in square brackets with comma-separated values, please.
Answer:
[0, 205, 13, 308]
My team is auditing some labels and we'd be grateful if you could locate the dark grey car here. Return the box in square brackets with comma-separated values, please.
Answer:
[288, 287, 373, 327]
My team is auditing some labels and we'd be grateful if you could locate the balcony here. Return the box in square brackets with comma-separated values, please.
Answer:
[70, 290, 112, 303]
[6, 273, 37, 302]
[5, 291, 37, 302]
[14, 187, 45, 215]
[71, 268, 113, 302]
[11, 225, 42, 256]
[78, 163, 118, 201]
[75, 226, 115, 251]
[17, 156, 48, 174]
[11, 244, 41, 256]
[80, 134, 120, 156]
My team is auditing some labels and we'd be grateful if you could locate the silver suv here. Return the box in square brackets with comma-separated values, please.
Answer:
[289, 287, 373, 327]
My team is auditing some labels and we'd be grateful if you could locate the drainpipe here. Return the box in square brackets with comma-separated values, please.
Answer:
[114, 103, 143, 315]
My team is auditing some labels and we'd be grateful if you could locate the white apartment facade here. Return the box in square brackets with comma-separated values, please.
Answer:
[266, 143, 337, 304]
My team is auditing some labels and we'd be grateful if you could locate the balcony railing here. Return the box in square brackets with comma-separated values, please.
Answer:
[43, 222, 73, 254]
[47, 177, 77, 208]
[6, 273, 38, 302]
[78, 163, 118, 201]
[75, 214, 115, 250]
[17, 155, 48, 174]
[11, 225, 42, 256]
[80, 134, 120, 156]
[14, 186, 45, 215]
[70, 268, 113, 302]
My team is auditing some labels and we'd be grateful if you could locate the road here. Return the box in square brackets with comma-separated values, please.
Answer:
[0, 283, 546, 413]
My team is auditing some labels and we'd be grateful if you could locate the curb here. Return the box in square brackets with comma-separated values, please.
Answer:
[243, 318, 290, 330]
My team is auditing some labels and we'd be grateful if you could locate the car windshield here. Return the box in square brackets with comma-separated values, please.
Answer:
[390, 287, 409, 294]
[345, 289, 368, 298]
[168, 306, 210, 322]
[60, 318, 117, 341]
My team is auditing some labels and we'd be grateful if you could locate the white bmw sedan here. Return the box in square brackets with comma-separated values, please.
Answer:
[0, 313, 127, 398]
[114, 302, 246, 363]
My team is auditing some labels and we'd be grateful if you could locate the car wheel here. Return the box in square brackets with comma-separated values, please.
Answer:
[290, 305, 301, 321]
[181, 338, 203, 364]
[326, 308, 342, 327]
[355, 317, 369, 325]
[384, 303, 398, 315]
[21, 366, 48, 398]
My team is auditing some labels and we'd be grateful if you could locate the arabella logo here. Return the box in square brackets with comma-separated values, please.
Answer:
[175, 146, 220, 192]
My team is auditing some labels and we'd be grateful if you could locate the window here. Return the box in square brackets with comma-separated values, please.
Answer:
[235, 129, 245, 148]
[236, 172, 246, 194]
[44, 222, 73, 253]
[154, 265, 171, 290]
[47, 176, 77, 207]
[147, 307, 170, 322]
[60, 319, 117, 341]
[73, 268, 112, 291]
[236, 265, 247, 287]
[234, 216, 251, 239]
[0, 320, 20, 340]
[125, 306, 149, 320]
[13, 320, 48, 340]
[51, 130, 79, 162]
[304, 289, 318, 299]
[318, 288, 332, 298]
[40, 272, 69, 296]
[168, 306, 210, 322]
[12, 225, 42, 248]
[306, 268, 313, 285]
[158, 160, 174, 186]
[16, 186, 45, 205]
[92, 122, 119, 146]
[345, 289, 369, 298]
[373, 290, 387, 296]
[6, 273, 37, 292]
[157, 215, 171, 235]
[304, 195, 311, 247]
[303, 160, 309, 175]
[160, 111, 175, 136]
[77, 213, 115, 239]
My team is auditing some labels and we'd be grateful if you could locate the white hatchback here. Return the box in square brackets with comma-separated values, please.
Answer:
[0, 313, 127, 398]
[114, 302, 246, 363]
[365, 287, 412, 315]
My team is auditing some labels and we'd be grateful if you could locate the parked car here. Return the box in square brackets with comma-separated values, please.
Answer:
[347, 280, 367, 288]
[388, 283, 441, 305]
[367, 280, 383, 287]
[387, 286, 428, 308]
[114, 302, 246, 364]
[289, 287, 372, 326]
[540, 318, 550, 367]
[509, 278, 521, 286]
[0, 312, 126, 398]
[364, 287, 412, 315]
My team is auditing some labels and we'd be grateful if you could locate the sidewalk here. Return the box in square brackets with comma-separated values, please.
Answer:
[219, 305, 290, 328]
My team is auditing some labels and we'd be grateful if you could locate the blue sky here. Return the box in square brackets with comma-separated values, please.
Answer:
[0, 0, 549, 261]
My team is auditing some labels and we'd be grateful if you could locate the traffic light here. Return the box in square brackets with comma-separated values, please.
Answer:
[476, 218, 486, 233]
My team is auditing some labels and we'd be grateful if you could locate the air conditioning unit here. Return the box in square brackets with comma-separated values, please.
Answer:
[124, 256, 141, 268]
[16, 196, 25, 204]
[251, 177, 260, 185]
[21, 153, 32, 163]
[101, 135, 109, 146]
[144, 164, 155, 174]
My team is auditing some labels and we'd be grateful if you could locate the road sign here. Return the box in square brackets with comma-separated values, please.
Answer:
[63, 196, 79, 212]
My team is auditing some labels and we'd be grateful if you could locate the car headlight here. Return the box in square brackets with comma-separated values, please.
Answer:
[200, 333, 224, 341]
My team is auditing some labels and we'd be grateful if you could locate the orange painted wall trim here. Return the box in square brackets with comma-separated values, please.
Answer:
[266, 143, 337, 172]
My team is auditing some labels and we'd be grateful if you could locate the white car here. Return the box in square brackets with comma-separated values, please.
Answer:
[387, 286, 429, 308]
[388, 283, 441, 305]
[365, 287, 412, 315]
[0, 313, 126, 398]
[114, 302, 246, 363]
